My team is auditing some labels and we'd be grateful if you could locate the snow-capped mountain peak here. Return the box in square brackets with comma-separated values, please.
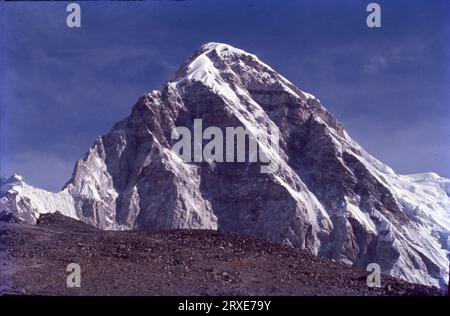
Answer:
[173, 42, 317, 103]
[0, 174, 78, 224]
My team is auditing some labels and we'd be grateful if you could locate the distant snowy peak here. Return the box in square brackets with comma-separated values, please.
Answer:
[1, 174, 25, 188]
[0, 174, 78, 224]
[406, 172, 450, 186]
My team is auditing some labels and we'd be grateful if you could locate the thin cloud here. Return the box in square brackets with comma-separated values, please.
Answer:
[364, 56, 388, 74]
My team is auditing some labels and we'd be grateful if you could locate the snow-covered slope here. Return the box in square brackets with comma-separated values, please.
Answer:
[341, 134, 450, 286]
[2, 42, 449, 288]
[0, 175, 78, 223]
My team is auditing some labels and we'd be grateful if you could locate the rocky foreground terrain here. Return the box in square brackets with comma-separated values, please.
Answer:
[0, 213, 445, 296]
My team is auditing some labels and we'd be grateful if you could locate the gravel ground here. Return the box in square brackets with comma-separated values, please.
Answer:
[0, 213, 446, 296]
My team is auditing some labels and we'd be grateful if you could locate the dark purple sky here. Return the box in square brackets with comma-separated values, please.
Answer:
[1, 0, 449, 191]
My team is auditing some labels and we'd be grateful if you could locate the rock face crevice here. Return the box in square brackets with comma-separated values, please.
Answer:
[1, 42, 449, 288]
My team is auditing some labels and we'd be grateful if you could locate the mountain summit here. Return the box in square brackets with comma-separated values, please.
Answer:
[1, 43, 449, 288]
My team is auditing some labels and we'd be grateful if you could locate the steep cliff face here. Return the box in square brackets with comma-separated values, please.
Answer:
[1, 43, 449, 288]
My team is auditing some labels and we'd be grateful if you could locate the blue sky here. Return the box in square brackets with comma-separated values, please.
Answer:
[1, 0, 449, 191]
